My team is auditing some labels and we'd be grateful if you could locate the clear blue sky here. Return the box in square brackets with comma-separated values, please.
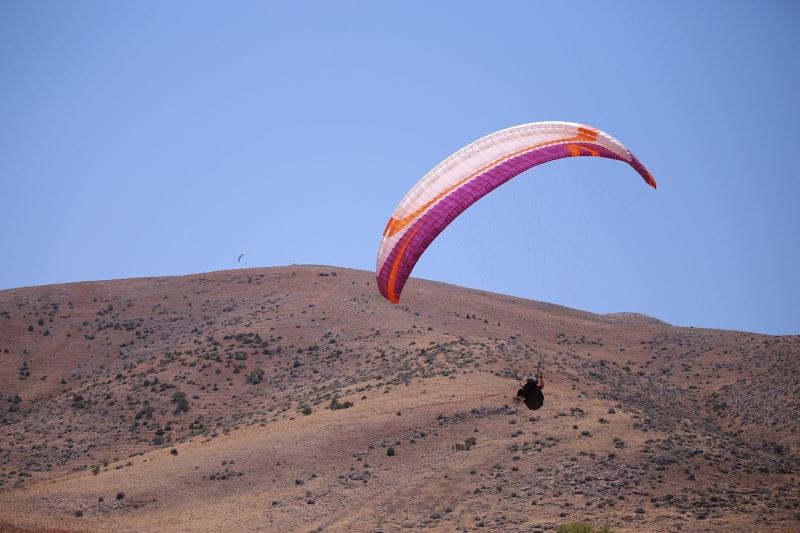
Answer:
[1, 1, 798, 335]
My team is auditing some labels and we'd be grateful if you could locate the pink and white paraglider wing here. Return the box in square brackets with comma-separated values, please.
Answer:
[376, 121, 655, 303]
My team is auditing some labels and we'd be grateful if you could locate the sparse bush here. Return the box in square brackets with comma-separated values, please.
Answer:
[329, 398, 353, 410]
[171, 391, 189, 414]
[301, 406, 312, 416]
[71, 393, 88, 409]
[18, 361, 30, 380]
[116, 492, 125, 500]
[386, 447, 396, 457]
[556, 523, 615, 533]
[208, 467, 243, 480]
[246, 369, 264, 384]
[455, 436, 478, 451]
[135, 405, 155, 420]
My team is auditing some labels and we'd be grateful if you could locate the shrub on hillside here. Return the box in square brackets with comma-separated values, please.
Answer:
[329, 398, 353, 410]
[246, 369, 264, 384]
[171, 391, 189, 414]
[556, 523, 615, 533]
[455, 436, 478, 451]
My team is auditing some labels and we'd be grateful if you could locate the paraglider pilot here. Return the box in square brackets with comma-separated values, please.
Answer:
[514, 367, 544, 411]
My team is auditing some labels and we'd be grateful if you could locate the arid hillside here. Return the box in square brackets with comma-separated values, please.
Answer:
[0, 266, 798, 532]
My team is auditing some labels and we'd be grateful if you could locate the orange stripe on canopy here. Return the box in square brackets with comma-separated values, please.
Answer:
[386, 225, 419, 303]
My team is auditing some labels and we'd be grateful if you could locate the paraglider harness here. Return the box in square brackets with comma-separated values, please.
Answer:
[513, 359, 544, 411]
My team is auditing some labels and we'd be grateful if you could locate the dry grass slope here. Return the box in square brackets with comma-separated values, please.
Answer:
[0, 266, 798, 532]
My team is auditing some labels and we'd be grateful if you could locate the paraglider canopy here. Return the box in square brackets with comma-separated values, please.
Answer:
[375, 121, 655, 303]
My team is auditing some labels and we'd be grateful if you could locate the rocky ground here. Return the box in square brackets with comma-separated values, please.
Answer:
[0, 266, 798, 532]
